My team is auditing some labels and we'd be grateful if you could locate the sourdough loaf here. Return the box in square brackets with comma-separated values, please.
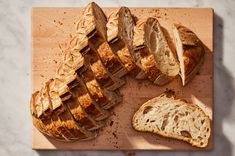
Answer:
[132, 91, 211, 148]
[31, 2, 207, 142]
[173, 24, 205, 86]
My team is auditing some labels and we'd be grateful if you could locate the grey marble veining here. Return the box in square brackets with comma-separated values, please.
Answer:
[0, 0, 235, 156]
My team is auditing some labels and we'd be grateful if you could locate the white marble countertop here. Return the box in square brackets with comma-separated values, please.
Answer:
[0, 0, 235, 156]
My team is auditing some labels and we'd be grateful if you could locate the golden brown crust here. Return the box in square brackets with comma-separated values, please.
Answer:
[173, 24, 205, 85]
[69, 77, 108, 121]
[64, 97, 102, 131]
[86, 46, 125, 91]
[79, 65, 119, 109]
[96, 42, 128, 78]
[31, 91, 70, 141]
[58, 108, 94, 140]
[77, 2, 107, 47]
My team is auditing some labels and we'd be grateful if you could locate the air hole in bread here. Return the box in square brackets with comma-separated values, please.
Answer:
[165, 50, 170, 57]
[150, 120, 155, 123]
[169, 63, 175, 66]
[200, 142, 204, 146]
[192, 118, 195, 121]
[143, 106, 153, 114]
[146, 119, 150, 122]
[201, 119, 205, 124]
[174, 115, 179, 122]
[178, 113, 184, 117]
[207, 128, 209, 132]
[161, 114, 169, 131]
[185, 111, 189, 115]
[180, 130, 192, 138]
[150, 32, 156, 52]
[198, 136, 203, 140]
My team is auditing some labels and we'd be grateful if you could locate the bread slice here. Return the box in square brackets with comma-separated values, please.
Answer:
[64, 98, 102, 131]
[132, 91, 211, 148]
[84, 45, 125, 91]
[79, 62, 122, 109]
[30, 92, 55, 137]
[146, 18, 180, 77]
[106, 7, 146, 79]
[133, 18, 177, 85]
[96, 41, 128, 78]
[57, 106, 96, 141]
[45, 76, 102, 131]
[69, 77, 109, 121]
[77, 2, 127, 78]
[173, 24, 205, 86]
[31, 91, 77, 141]
[70, 25, 125, 91]
[31, 90, 95, 141]
[77, 2, 107, 47]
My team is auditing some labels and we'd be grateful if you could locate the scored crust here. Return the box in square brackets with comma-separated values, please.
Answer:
[173, 24, 205, 86]
[77, 2, 107, 47]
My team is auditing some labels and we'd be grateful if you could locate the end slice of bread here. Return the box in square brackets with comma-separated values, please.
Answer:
[132, 91, 211, 148]
[173, 24, 205, 86]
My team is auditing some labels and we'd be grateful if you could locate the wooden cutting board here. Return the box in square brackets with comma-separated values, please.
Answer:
[31, 7, 213, 150]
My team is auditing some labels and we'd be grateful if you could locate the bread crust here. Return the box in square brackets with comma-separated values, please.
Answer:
[173, 24, 205, 86]
[96, 41, 128, 78]
[86, 46, 125, 91]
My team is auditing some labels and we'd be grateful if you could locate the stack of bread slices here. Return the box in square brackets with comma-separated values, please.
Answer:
[30, 2, 205, 142]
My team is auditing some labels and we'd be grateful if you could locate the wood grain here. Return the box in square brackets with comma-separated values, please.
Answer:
[31, 7, 213, 150]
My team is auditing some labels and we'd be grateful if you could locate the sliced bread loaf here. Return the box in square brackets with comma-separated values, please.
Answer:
[85, 45, 125, 91]
[31, 88, 95, 141]
[74, 16, 126, 90]
[78, 3, 128, 78]
[47, 79, 97, 140]
[132, 91, 211, 148]
[79, 61, 122, 109]
[173, 24, 205, 86]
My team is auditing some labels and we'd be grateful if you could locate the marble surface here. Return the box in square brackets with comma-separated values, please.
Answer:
[0, 0, 235, 155]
